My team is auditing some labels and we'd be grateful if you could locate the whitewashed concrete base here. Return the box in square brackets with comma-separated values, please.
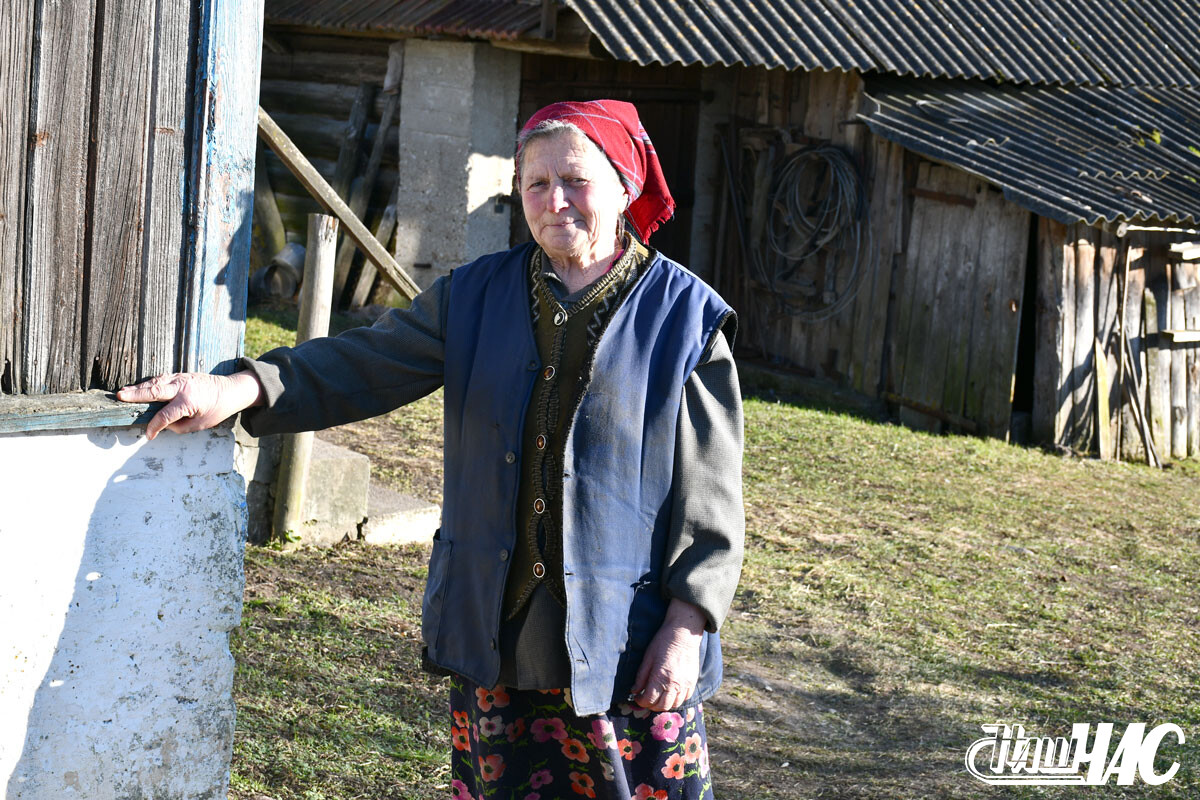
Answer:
[0, 426, 245, 800]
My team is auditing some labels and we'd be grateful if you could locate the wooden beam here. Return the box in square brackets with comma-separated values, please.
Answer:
[22, 0, 95, 392]
[140, 0, 195, 379]
[0, 0, 35, 393]
[0, 390, 160, 433]
[256, 106, 419, 301]
[182, 0, 264, 375]
[85, 0, 156, 390]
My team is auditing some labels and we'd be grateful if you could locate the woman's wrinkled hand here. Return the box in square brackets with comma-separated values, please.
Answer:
[630, 598, 708, 712]
[116, 370, 264, 440]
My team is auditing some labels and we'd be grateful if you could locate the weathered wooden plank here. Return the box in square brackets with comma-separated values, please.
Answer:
[848, 136, 890, 393]
[1170, 287, 1187, 459]
[261, 47, 389, 86]
[1095, 337, 1113, 459]
[1186, 277, 1200, 457]
[85, 0, 156, 390]
[332, 90, 399, 304]
[975, 188, 1030, 439]
[859, 140, 905, 397]
[1060, 230, 1077, 444]
[258, 107, 420, 302]
[1070, 226, 1096, 452]
[803, 70, 837, 141]
[1093, 229, 1121, 450]
[1032, 218, 1062, 442]
[181, 0, 264, 375]
[1120, 240, 1148, 462]
[892, 160, 931, 419]
[22, 0, 96, 393]
[1144, 245, 1172, 458]
[331, 83, 374, 202]
[140, 0, 195, 380]
[0, 390, 160, 433]
[0, 0, 35, 393]
[259, 78, 399, 122]
[932, 172, 979, 424]
[898, 163, 951, 430]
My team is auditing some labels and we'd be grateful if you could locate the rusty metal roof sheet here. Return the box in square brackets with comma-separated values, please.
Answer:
[565, 0, 1200, 86]
[265, 0, 543, 40]
[860, 77, 1200, 225]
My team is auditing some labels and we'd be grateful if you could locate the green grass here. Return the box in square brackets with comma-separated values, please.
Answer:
[243, 302, 367, 358]
[231, 310, 1199, 798]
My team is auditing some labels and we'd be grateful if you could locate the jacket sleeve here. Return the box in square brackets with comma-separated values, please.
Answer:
[662, 327, 745, 632]
[239, 273, 450, 437]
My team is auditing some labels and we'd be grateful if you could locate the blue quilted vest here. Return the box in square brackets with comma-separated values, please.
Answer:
[423, 242, 735, 715]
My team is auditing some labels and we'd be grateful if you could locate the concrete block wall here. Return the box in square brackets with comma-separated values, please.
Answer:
[395, 41, 521, 288]
[0, 426, 245, 799]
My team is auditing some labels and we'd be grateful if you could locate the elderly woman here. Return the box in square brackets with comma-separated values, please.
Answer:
[120, 100, 743, 799]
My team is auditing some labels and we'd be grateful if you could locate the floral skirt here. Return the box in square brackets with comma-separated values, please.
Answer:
[448, 676, 714, 799]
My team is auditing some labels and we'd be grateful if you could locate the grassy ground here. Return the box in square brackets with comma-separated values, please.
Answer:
[231, 309, 1199, 799]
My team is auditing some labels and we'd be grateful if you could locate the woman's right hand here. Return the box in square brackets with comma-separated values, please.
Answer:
[116, 370, 264, 440]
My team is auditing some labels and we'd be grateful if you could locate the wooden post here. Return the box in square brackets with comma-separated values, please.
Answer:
[273, 214, 337, 542]
[253, 142, 288, 258]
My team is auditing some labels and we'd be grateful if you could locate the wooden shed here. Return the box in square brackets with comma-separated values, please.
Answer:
[255, 0, 1200, 462]
[0, 0, 262, 795]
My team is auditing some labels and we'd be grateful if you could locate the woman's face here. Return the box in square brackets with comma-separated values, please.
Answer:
[519, 132, 629, 267]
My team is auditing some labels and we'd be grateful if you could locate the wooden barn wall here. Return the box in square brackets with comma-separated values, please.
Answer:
[258, 32, 399, 259]
[1033, 223, 1199, 462]
[0, 0, 197, 395]
[718, 68, 1031, 439]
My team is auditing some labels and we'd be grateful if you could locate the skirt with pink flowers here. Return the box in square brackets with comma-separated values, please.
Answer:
[448, 676, 714, 800]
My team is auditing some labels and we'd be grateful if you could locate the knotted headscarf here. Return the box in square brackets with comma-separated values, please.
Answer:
[518, 100, 675, 242]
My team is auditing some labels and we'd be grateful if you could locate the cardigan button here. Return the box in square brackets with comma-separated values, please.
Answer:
[533, 562, 546, 579]
[542, 365, 556, 381]
[499, 549, 509, 561]
[553, 310, 567, 326]
[535, 434, 546, 450]
[533, 498, 546, 514]
[504, 451, 516, 464]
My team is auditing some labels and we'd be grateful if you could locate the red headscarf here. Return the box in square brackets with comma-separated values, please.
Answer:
[518, 100, 675, 242]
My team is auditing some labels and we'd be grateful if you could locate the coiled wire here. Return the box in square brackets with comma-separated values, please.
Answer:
[748, 144, 871, 322]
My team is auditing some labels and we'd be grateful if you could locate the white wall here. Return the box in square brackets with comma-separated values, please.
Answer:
[0, 426, 245, 799]
[394, 40, 521, 289]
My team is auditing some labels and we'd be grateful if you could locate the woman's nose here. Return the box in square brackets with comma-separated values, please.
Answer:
[548, 183, 569, 211]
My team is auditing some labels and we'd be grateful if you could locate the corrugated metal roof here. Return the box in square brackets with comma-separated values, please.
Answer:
[265, 0, 543, 40]
[860, 77, 1200, 225]
[566, 0, 1200, 87]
